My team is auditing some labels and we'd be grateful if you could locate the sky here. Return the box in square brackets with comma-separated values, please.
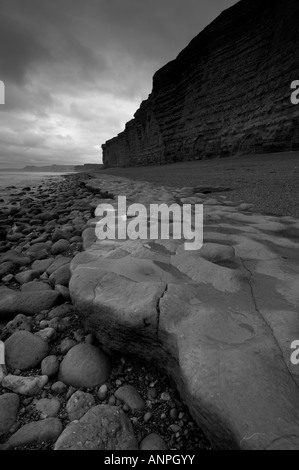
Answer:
[0, 0, 237, 168]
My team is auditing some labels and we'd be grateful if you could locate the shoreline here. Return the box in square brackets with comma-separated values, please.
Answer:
[0, 172, 209, 451]
[100, 151, 299, 218]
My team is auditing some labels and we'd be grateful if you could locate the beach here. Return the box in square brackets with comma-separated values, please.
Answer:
[101, 152, 299, 218]
[0, 172, 208, 451]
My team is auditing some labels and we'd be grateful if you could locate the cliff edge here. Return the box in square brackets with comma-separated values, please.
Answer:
[102, 0, 299, 167]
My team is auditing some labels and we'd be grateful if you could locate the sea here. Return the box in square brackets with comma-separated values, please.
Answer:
[0, 171, 73, 205]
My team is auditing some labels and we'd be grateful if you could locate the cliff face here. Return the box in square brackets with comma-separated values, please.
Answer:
[102, 0, 299, 167]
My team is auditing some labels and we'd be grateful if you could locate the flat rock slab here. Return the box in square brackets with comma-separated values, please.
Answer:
[70, 174, 299, 450]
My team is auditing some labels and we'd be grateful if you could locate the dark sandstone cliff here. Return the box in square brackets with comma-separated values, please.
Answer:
[102, 0, 299, 167]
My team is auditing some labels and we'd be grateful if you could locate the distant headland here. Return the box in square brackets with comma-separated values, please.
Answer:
[0, 164, 103, 173]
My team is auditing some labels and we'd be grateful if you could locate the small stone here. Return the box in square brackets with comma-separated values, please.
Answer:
[35, 398, 61, 418]
[2, 274, 14, 283]
[0, 365, 8, 384]
[66, 391, 95, 421]
[55, 284, 70, 300]
[143, 412, 152, 423]
[0, 393, 19, 436]
[170, 408, 178, 419]
[140, 433, 168, 450]
[147, 388, 157, 400]
[160, 392, 171, 401]
[15, 270, 39, 285]
[169, 424, 180, 433]
[48, 303, 73, 319]
[4, 314, 33, 334]
[49, 264, 71, 287]
[51, 240, 70, 255]
[5, 331, 49, 370]
[85, 334, 95, 345]
[115, 385, 145, 411]
[31, 258, 55, 274]
[60, 338, 77, 355]
[73, 329, 85, 342]
[21, 282, 52, 293]
[2, 375, 48, 396]
[58, 344, 111, 389]
[97, 384, 108, 401]
[35, 327, 57, 343]
[41, 355, 59, 377]
[51, 381, 68, 395]
[46, 257, 71, 275]
[108, 395, 116, 406]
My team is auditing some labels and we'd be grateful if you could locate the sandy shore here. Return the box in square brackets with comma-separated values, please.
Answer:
[101, 151, 299, 218]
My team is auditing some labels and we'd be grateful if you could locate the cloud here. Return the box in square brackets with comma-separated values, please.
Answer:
[0, 0, 237, 168]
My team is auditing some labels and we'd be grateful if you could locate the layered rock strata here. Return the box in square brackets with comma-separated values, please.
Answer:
[102, 0, 299, 167]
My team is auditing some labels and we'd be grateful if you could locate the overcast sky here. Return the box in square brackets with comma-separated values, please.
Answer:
[0, 0, 237, 168]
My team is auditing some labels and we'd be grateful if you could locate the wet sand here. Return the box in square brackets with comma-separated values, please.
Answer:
[100, 152, 299, 218]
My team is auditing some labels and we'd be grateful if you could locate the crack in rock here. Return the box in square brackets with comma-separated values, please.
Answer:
[156, 284, 168, 340]
[241, 258, 299, 394]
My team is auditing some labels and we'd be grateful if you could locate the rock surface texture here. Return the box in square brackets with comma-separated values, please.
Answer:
[70, 174, 299, 450]
[102, 0, 299, 167]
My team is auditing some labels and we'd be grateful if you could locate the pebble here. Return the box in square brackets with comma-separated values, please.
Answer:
[49, 264, 71, 287]
[58, 344, 111, 389]
[97, 384, 108, 401]
[35, 327, 57, 343]
[15, 270, 40, 284]
[169, 424, 181, 433]
[115, 385, 145, 411]
[66, 391, 95, 421]
[5, 330, 49, 370]
[2, 418, 63, 450]
[4, 314, 33, 334]
[140, 433, 168, 450]
[143, 412, 153, 423]
[48, 303, 73, 319]
[108, 395, 116, 406]
[147, 387, 157, 400]
[51, 240, 70, 255]
[51, 381, 68, 395]
[161, 392, 171, 401]
[2, 375, 48, 396]
[60, 338, 77, 355]
[41, 355, 60, 377]
[0, 393, 20, 436]
[35, 398, 61, 418]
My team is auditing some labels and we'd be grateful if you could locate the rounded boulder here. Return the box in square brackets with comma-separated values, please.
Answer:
[58, 344, 111, 389]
